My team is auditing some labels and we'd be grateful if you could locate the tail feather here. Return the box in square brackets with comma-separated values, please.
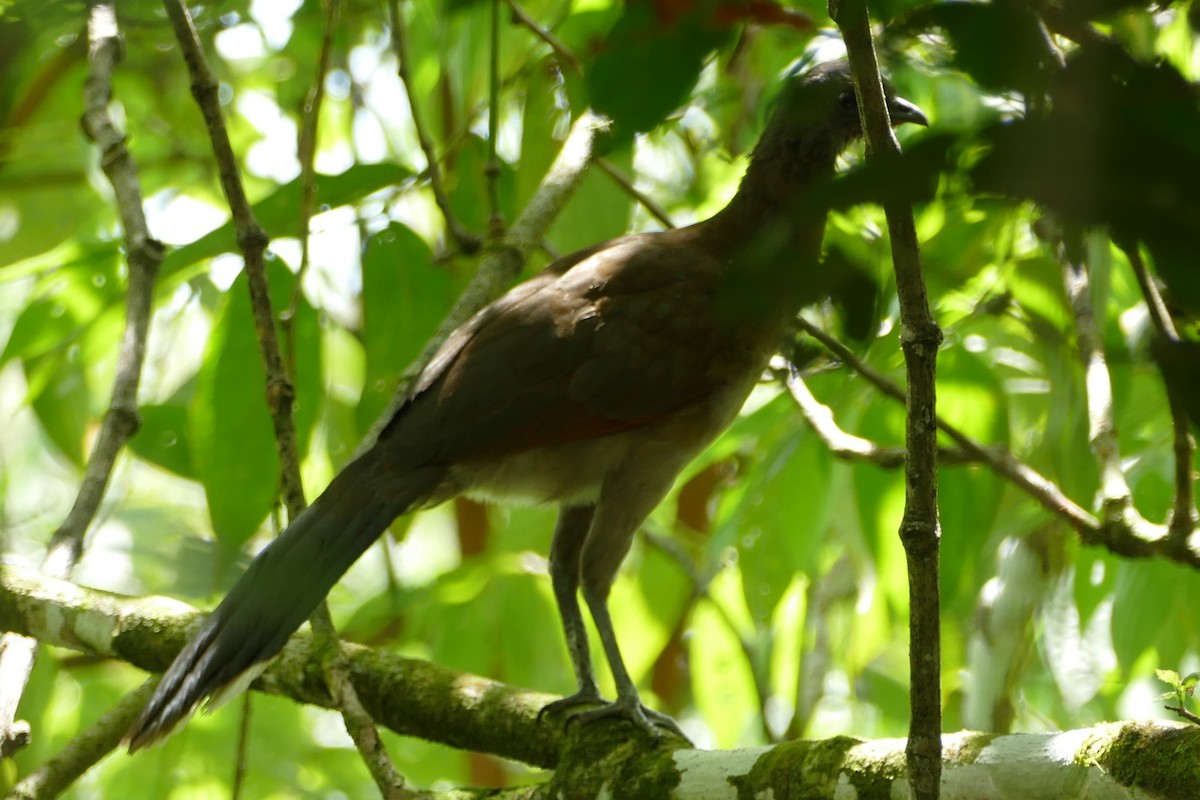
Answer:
[125, 453, 440, 751]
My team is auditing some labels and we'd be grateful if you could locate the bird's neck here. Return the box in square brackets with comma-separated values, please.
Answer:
[706, 128, 841, 247]
[693, 129, 843, 317]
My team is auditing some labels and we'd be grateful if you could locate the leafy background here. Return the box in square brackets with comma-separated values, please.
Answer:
[0, 0, 1198, 796]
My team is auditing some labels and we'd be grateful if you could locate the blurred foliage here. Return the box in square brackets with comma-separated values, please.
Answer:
[0, 0, 1198, 796]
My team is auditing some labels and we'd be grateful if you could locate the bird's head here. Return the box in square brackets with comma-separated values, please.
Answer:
[756, 59, 928, 170]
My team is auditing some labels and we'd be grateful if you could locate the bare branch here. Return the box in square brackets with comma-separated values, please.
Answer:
[506, 0, 582, 75]
[832, 6, 943, 796]
[0, 0, 164, 760]
[388, 0, 480, 253]
[163, 0, 304, 515]
[596, 158, 676, 229]
[162, 4, 410, 789]
[287, 0, 341, 377]
[1120, 242, 1196, 544]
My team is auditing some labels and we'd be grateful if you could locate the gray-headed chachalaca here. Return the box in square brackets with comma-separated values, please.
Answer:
[126, 59, 926, 750]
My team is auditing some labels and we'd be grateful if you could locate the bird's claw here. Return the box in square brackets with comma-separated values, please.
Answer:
[537, 687, 605, 723]
[550, 694, 689, 742]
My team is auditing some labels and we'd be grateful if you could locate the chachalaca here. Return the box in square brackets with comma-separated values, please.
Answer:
[125, 59, 926, 750]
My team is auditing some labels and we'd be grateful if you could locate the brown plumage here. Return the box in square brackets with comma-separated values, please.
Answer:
[125, 59, 926, 751]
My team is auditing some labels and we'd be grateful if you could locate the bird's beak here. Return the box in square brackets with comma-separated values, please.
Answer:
[887, 96, 928, 127]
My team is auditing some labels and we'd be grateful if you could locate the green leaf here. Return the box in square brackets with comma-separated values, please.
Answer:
[189, 272, 282, 554]
[357, 223, 453, 432]
[130, 402, 195, 480]
[161, 164, 410, 281]
[2, 248, 123, 365]
[546, 145, 634, 256]
[26, 351, 91, 467]
[585, 3, 731, 143]
[719, 399, 832, 627]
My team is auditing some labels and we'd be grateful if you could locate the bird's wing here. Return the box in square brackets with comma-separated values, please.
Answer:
[378, 231, 749, 463]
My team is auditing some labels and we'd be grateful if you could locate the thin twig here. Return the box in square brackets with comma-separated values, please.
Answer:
[1165, 704, 1200, 726]
[6, 682, 156, 800]
[1058, 240, 1156, 541]
[788, 555, 856, 740]
[163, 0, 304, 515]
[1120, 241, 1196, 544]
[232, 694, 251, 800]
[798, 319, 1094, 528]
[596, 158, 676, 229]
[505, 0, 582, 75]
[388, 0, 480, 253]
[833, 6, 943, 796]
[287, 0, 341, 379]
[1123, 243, 1180, 341]
[163, 3, 408, 791]
[486, 0, 504, 239]
[784, 364, 970, 467]
[642, 532, 774, 742]
[799, 318, 1200, 567]
[0, 0, 164, 760]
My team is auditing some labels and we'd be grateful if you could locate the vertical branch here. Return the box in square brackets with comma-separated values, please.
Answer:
[0, 0, 165, 760]
[162, 0, 304, 515]
[287, 0, 341, 377]
[388, 0, 480, 254]
[1120, 242, 1196, 544]
[486, 0, 504, 239]
[831, 3, 943, 797]
[162, 3, 409, 792]
[1058, 240, 1145, 535]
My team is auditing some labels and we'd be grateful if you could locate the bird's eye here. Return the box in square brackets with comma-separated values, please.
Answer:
[838, 90, 856, 109]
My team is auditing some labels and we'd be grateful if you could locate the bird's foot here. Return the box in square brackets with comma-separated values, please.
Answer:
[538, 686, 605, 723]
[564, 695, 689, 742]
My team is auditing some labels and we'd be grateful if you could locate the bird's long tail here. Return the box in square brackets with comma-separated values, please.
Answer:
[125, 450, 440, 751]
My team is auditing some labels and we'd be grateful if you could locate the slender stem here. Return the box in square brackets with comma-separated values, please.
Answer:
[486, 0, 504, 239]
[798, 319, 1100, 529]
[596, 158, 676, 229]
[784, 364, 968, 467]
[163, 3, 408, 790]
[0, 0, 165, 761]
[822, 6, 944, 793]
[288, 0, 342, 379]
[506, 0, 582, 74]
[388, 0, 480, 253]
[1121, 241, 1196, 544]
[164, 0, 305, 515]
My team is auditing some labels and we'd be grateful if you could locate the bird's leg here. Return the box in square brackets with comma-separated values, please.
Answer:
[577, 579, 687, 739]
[571, 478, 688, 740]
[539, 505, 604, 720]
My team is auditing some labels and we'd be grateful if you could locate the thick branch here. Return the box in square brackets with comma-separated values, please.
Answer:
[1, 565, 1191, 798]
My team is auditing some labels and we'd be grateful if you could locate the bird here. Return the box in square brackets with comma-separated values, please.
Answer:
[125, 59, 926, 751]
